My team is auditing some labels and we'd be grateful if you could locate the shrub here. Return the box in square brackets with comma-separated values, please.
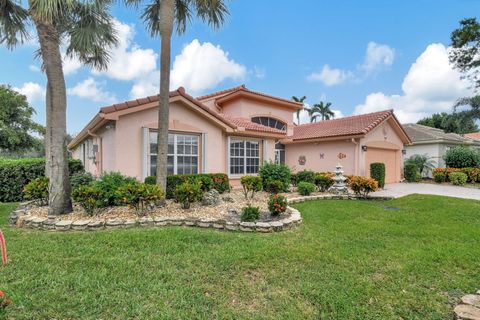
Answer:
[72, 184, 104, 215]
[95, 172, 137, 206]
[449, 172, 468, 186]
[210, 173, 230, 193]
[348, 176, 379, 198]
[444, 146, 480, 168]
[70, 172, 94, 189]
[174, 182, 203, 209]
[370, 163, 385, 188]
[0, 290, 12, 312]
[461, 167, 480, 183]
[166, 173, 229, 199]
[265, 179, 284, 194]
[296, 170, 316, 184]
[404, 163, 419, 182]
[240, 176, 262, 200]
[144, 176, 156, 185]
[258, 161, 291, 192]
[23, 177, 49, 206]
[297, 181, 315, 196]
[195, 174, 214, 192]
[315, 173, 334, 192]
[117, 183, 164, 214]
[433, 172, 446, 183]
[290, 173, 298, 187]
[405, 154, 435, 177]
[0, 157, 83, 202]
[268, 194, 288, 216]
[241, 205, 260, 222]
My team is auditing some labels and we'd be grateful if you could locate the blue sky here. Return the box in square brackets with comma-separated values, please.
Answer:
[1, 0, 479, 133]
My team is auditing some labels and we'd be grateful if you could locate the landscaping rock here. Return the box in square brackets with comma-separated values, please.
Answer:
[124, 220, 136, 228]
[270, 221, 284, 231]
[87, 221, 104, 231]
[31, 217, 47, 228]
[184, 219, 197, 227]
[202, 189, 220, 206]
[454, 304, 480, 320]
[55, 220, 72, 231]
[71, 220, 90, 231]
[42, 219, 56, 230]
[106, 220, 124, 229]
[240, 221, 255, 232]
[138, 217, 154, 227]
[154, 217, 169, 226]
[225, 222, 238, 231]
[222, 195, 234, 203]
[462, 295, 480, 308]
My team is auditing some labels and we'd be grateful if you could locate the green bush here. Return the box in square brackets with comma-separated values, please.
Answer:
[174, 182, 203, 209]
[314, 173, 334, 192]
[296, 170, 316, 184]
[23, 177, 49, 206]
[268, 194, 287, 216]
[449, 172, 468, 186]
[93, 172, 137, 207]
[0, 157, 83, 202]
[166, 173, 229, 199]
[444, 146, 480, 168]
[117, 182, 164, 214]
[370, 162, 385, 188]
[290, 173, 298, 187]
[265, 180, 284, 194]
[70, 172, 94, 189]
[72, 184, 104, 215]
[348, 176, 379, 198]
[144, 176, 156, 185]
[297, 181, 315, 196]
[258, 161, 291, 192]
[241, 205, 260, 222]
[434, 172, 446, 183]
[240, 176, 262, 200]
[404, 163, 419, 182]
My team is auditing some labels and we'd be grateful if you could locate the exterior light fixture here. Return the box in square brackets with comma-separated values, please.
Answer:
[361, 145, 368, 152]
[402, 149, 407, 155]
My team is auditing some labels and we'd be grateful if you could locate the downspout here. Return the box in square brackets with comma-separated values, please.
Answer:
[88, 130, 102, 174]
[351, 138, 359, 175]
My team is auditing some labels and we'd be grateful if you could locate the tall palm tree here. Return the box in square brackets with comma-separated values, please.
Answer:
[126, 0, 228, 191]
[307, 101, 335, 122]
[291, 95, 306, 125]
[1, 0, 117, 216]
[454, 95, 480, 120]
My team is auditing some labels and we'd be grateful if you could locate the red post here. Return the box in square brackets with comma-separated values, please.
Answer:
[0, 229, 7, 266]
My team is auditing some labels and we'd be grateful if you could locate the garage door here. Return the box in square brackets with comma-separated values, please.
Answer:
[365, 148, 398, 184]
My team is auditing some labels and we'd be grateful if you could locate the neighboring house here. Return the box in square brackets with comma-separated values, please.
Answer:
[465, 132, 480, 141]
[403, 124, 480, 169]
[68, 85, 411, 184]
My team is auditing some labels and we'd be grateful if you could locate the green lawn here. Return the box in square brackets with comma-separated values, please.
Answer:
[0, 195, 479, 319]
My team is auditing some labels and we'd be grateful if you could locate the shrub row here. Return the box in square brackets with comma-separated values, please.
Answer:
[432, 168, 480, 183]
[161, 173, 230, 199]
[0, 157, 84, 202]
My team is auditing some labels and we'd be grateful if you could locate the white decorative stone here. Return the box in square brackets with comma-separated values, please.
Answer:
[462, 295, 480, 308]
[71, 220, 90, 231]
[87, 221, 104, 230]
[454, 304, 480, 320]
[55, 220, 72, 231]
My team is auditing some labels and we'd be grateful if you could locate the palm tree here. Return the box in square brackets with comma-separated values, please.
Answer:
[307, 101, 335, 122]
[292, 95, 306, 125]
[454, 95, 480, 120]
[126, 0, 228, 191]
[1, 0, 117, 215]
[405, 154, 436, 177]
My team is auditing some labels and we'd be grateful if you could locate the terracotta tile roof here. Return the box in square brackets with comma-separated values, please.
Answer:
[289, 110, 394, 141]
[465, 132, 480, 140]
[222, 115, 287, 134]
[196, 85, 246, 100]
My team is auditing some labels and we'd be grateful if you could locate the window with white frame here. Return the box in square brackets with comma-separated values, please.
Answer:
[229, 138, 260, 175]
[149, 131, 199, 176]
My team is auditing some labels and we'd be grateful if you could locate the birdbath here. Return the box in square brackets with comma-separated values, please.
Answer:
[329, 163, 348, 194]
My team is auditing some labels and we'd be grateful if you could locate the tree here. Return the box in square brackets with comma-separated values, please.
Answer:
[127, 0, 228, 191]
[1, 0, 117, 215]
[307, 101, 335, 122]
[405, 154, 436, 177]
[0, 85, 44, 153]
[450, 18, 480, 89]
[417, 111, 479, 134]
[291, 95, 306, 125]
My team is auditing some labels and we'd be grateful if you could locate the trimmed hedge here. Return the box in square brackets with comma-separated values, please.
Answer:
[370, 162, 385, 188]
[0, 157, 83, 202]
[404, 163, 419, 182]
[432, 167, 480, 183]
[166, 173, 229, 199]
[444, 146, 480, 168]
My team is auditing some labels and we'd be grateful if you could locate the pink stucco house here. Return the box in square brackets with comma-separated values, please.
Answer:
[69, 85, 411, 184]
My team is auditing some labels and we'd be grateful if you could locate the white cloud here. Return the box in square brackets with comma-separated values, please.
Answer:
[360, 42, 395, 73]
[68, 77, 116, 103]
[170, 39, 247, 95]
[13, 82, 45, 103]
[307, 65, 354, 86]
[29, 65, 40, 72]
[63, 54, 82, 75]
[253, 66, 266, 79]
[355, 43, 472, 123]
[93, 19, 157, 81]
[129, 71, 158, 99]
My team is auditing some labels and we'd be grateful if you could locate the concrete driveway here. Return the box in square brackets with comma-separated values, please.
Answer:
[372, 183, 480, 200]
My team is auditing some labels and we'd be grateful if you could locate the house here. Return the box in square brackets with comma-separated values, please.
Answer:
[465, 132, 480, 141]
[403, 124, 480, 169]
[68, 85, 411, 184]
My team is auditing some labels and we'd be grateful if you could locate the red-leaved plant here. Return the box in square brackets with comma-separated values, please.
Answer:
[0, 290, 12, 313]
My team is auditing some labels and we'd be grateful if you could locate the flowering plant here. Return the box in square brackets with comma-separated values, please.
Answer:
[268, 194, 288, 216]
[0, 290, 12, 312]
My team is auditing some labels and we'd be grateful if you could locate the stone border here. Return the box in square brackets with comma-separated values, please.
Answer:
[454, 291, 480, 320]
[9, 202, 302, 233]
[9, 194, 392, 233]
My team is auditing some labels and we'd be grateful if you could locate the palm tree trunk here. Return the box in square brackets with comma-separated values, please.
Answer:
[155, 0, 175, 191]
[34, 19, 72, 216]
[45, 82, 51, 179]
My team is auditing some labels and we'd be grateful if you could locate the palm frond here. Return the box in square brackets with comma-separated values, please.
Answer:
[140, 0, 160, 37]
[29, 0, 75, 24]
[0, 0, 31, 49]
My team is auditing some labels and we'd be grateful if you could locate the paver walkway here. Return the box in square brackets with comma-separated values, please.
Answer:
[372, 183, 480, 201]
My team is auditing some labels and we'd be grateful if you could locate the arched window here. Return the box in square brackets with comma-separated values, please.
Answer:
[251, 117, 286, 131]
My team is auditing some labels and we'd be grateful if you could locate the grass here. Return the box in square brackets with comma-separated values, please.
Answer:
[0, 195, 479, 319]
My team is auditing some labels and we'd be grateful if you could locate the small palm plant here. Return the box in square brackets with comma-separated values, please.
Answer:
[405, 154, 436, 177]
